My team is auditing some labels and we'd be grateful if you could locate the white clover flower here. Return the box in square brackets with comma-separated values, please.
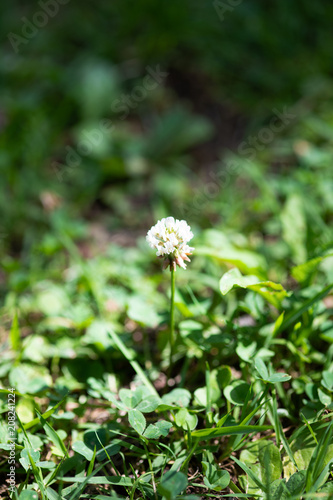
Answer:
[146, 217, 194, 270]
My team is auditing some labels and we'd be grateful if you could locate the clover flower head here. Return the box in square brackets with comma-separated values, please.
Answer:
[146, 216, 194, 270]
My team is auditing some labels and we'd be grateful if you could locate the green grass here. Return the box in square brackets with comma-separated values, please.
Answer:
[1, 2, 333, 498]
[1, 109, 333, 496]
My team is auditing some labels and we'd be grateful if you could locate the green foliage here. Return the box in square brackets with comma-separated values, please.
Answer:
[158, 470, 188, 500]
[220, 267, 289, 308]
[254, 358, 291, 384]
[202, 461, 230, 491]
[1, 1, 333, 498]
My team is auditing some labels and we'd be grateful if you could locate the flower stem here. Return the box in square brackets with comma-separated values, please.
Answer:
[168, 267, 176, 377]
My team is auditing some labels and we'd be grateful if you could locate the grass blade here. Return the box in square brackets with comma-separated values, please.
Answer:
[36, 410, 69, 458]
[278, 283, 333, 333]
[232, 455, 267, 493]
[24, 393, 68, 430]
[108, 329, 158, 396]
[191, 424, 272, 440]
[306, 419, 333, 492]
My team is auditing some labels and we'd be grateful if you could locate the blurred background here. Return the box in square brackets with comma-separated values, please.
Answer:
[1, 0, 333, 280]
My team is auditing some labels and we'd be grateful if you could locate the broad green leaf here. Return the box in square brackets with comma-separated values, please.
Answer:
[36, 284, 70, 316]
[128, 409, 146, 435]
[240, 282, 288, 308]
[216, 365, 232, 389]
[83, 320, 114, 349]
[96, 443, 121, 461]
[36, 461, 56, 469]
[202, 461, 230, 491]
[161, 388, 191, 408]
[109, 393, 127, 411]
[269, 478, 287, 500]
[194, 387, 207, 407]
[241, 439, 285, 495]
[224, 381, 251, 405]
[20, 448, 40, 472]
[156, 403, 179, 412]
[158, 470, 188, 500]
[16, 397, 35, 424]
[267, 373, 291, 384]
[153, 420, 173, 437]
[143, 420, 173, 439]
[219, 267, 288, 307]
[136, 395, 161, 413]
[19, 492, 39, 500]
[286, 470, 306, 496]
[236, 338, 257, 361]
[175, 408, 198, 431]
[127, 296, 160, 327]
[239, 471, 261, 497]
[84, 428, 107, 453]
[119, 388, 140, 408]
[322, 371, 333, 392]
[258, 441, 282, 484]
[72, 441, 94, 460]
[220, 268, 259, 294]
[318, 388, 331, 406]
[254, 358, 269, 381]
[305, 383, 318, 401]
[9, 364, 52, 395]
[240, 449, 257, 464]
[194, 374, 220, 407]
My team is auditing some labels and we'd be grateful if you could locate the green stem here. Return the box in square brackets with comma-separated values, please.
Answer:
[168, 268, 176, 378]
[271, 388, 281, 447]
[143, 440, 158, 500]
[180, 440, 199, 472]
